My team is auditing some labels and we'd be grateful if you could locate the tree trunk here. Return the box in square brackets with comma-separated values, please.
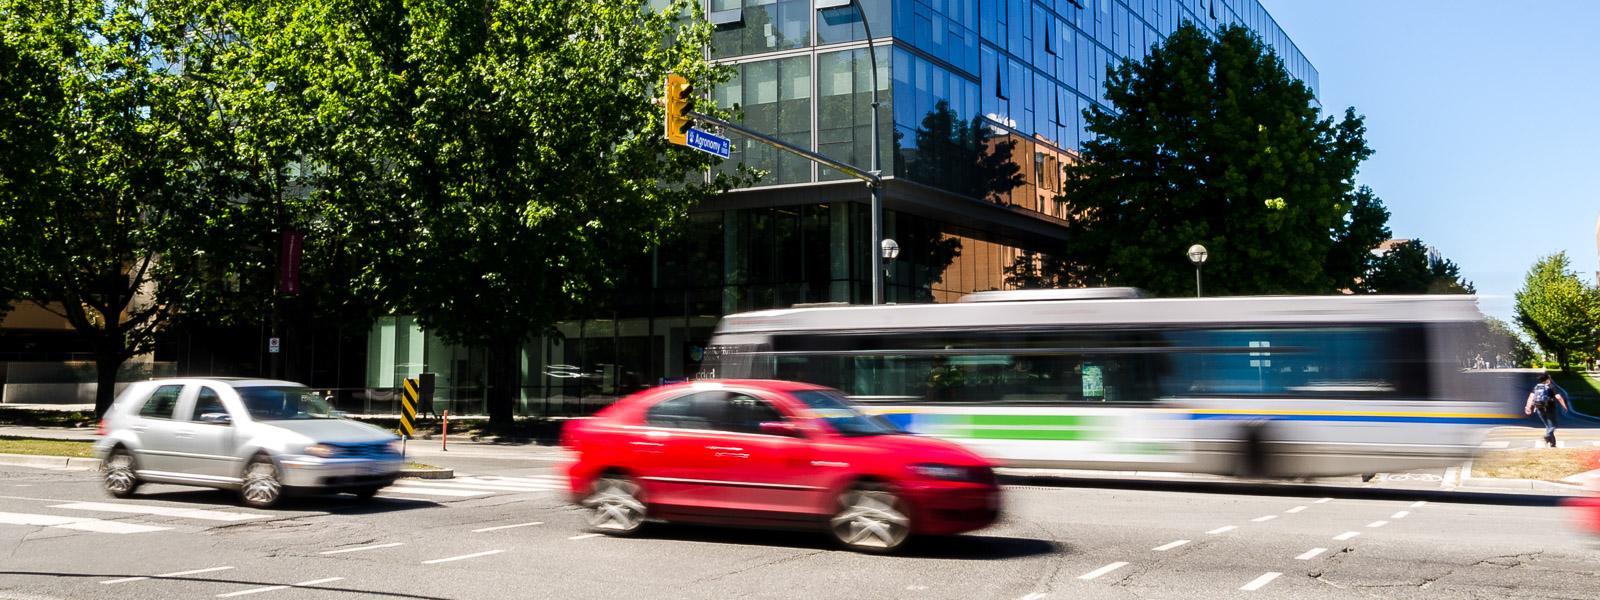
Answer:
[93, 351, 125, 418]
[485, 338, 520, 429]
[1557, 349, 1570, 373]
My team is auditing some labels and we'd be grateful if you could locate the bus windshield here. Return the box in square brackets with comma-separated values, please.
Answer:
[792, 390, 901, 437]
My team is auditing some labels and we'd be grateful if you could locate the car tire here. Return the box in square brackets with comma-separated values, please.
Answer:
[829, 481, 911, 553]
[353, 486, 382, 500]
[102, 447, 141, 498]
[583, 473, 647, 536]
[239, 455, 284, 509]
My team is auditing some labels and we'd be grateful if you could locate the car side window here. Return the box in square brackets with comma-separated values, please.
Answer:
[644, 392, 721, 430]
[190, 387, 230, 424]
[137, 385, 183, 420]
[720, 393, 784, 435]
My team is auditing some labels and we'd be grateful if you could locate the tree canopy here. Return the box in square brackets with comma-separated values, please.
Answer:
[1359, 239, 1474, 295]
[1514, 252, 1600, 371]
[1036, 23, 1390, 296]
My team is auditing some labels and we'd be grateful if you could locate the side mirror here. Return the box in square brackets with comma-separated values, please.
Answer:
[200, 413, 232, 425]
[758, 421, 804, 438]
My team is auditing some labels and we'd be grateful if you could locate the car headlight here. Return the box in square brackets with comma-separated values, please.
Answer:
[302, 444, 336, 458]
[909, 463, 979, 482]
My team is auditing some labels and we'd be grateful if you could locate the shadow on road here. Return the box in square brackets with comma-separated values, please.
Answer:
[1000, 474, 1573, 507]
[0, 572, 456, 599]
[631, 522, 1058, 560]
[121, 487, 443, 514]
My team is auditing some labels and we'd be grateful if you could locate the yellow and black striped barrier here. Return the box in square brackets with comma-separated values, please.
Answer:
[399, 377, 419, 437]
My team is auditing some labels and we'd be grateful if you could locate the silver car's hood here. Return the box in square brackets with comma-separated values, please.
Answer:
[259, 419, 395, 444]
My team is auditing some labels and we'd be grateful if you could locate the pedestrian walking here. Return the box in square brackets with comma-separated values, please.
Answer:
[1524, 373, 1570, 447]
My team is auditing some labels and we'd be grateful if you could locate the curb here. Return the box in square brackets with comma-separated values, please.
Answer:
[0, 452, 101, 471]
[400, 467, 454, 480]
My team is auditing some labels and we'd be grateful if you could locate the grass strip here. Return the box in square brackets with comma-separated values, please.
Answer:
[1473, 448, 1599, 482]
[0, 436, 96, 458]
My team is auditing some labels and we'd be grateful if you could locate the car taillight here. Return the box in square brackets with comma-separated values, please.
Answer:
[95, 419, 107, 437]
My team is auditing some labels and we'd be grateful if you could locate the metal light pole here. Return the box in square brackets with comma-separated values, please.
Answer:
[1187, 244, 1209, 297]
[821, 0, 883, 305]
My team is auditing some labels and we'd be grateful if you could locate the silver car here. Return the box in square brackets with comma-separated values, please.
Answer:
[93, 378, 404, 508]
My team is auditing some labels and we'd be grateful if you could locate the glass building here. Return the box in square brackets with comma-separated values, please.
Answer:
[354, 0, 1320, 415]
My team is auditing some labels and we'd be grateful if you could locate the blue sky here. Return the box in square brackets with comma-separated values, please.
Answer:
[1259, 0, 1600, 323]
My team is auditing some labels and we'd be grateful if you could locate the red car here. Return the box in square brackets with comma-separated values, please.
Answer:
[562, 380, 1000, 552]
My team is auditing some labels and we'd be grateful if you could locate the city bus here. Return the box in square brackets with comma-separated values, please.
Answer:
[702, 289, 1522, 478]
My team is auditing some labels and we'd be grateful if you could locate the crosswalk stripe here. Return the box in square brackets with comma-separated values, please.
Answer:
[0, 511, 169, 534]
[471, 475, 566, 484]
[378, 485, 489, 498]
[50, 501, 264, 522]
[398, 480, 563, 493]
[1478, 441, 1510, 449]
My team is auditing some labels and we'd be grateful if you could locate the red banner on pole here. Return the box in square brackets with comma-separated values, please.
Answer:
[278, 230, 304, 295]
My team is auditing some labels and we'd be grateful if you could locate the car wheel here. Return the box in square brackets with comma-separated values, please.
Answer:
[240, 455, 284, 509]
[584, 474, 646, 536]
[102, 448, 140, 498]
[829, 482, 911, 553]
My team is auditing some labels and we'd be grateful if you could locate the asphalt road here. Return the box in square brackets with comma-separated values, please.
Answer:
[0, 449, 1594, 600]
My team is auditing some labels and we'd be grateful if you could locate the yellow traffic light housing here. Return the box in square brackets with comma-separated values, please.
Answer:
[664, 73, 693, 146]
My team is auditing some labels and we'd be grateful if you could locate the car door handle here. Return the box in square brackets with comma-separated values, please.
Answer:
[175, 432, 196, 439]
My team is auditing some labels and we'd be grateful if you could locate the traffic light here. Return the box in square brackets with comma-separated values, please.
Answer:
[664, 73, 693, 146]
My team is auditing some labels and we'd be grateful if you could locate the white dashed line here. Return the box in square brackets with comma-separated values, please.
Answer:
[1207, 525, 1237, 534]
[1153, 540, 1190, 551]
[421, 550, 504, 565]
[101, 566, 234, 584]
[1479, 441, 1510, 449]
[1285, 506, 1306, 513]
[1391, 511, 1410, 519]
[473, 521, 545, 533]
[1334, 531, 1360, 541]
[1295, 548, 1327, 560]
[1410, 501, 1428, 508]
[1367, 521, 1388, 528]
[319, 542, 405, 555]
[1251, 515, 1277, 523]
[1018, 593, 1048, 600]
[1313, 498, 1332, 504]
[50, 501, 264, 522]
[1077, 562, 1129, 581]
[217, 577, 343, 597]
[1240, 572, 1281, 591]
[567, 533, 604, 541]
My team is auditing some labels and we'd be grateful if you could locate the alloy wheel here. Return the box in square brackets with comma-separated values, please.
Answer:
[830, 487, 910, 552]
[103, 450, 139, 497]
[585, 476, 646, 534]
[241, 457, 283, 508]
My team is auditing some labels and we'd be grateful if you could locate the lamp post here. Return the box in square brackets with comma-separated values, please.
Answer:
[819, 0, 883, 305]
[1187, 244, 1209, 297]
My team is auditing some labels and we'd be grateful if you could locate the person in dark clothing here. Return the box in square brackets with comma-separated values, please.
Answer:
[1524, 373, 1570, 448]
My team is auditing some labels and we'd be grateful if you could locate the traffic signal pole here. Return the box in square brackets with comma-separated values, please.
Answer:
[685, 110, 879, 186]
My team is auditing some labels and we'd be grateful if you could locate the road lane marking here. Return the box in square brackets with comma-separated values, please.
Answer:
[421, 550, 505, 564]
[319, 542, 405, 555]
[1556, 441, 1566, 448]
[1313, 498, 1332, 504]
[1240, 572, 1281, 591]
[0, 511, 170, 534]
[1077, 562, 1128, 581]
[1207, 525, 1237, 534]
[50, 501, 264, 522]
[1285, 506, 1306, 513]
[1251, 515, 1277, 523]
[1390, 511, 1410, 519]
[398, 479, 563, 493]
[1152, 540, 1189, 551]
[217, 577, 343, 597]
[101, 566, 234, 584]
[1333, 531, 1360, 541]
[473, 521, 544, 533]
[379, 484, 490, 498]
[1479, 441, 1510, 448]
[1295, 548, 1327, 560]
[1410, 501, 1428, 508]
[1018, 594, 1048, 600]
[1367, 520, 1388, 528]
[568, 533, 603, 540]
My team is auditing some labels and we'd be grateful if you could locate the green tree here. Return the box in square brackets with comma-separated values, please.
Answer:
[0, 0, 262, 415]
[1514, 252, 1600, 371]
[1046, 23, 1390, 296]
[1360, 239, 1475, 294]
[255, 0, 735, 426]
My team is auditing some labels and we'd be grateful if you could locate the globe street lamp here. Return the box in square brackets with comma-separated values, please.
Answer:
[818, 0, 883, 305]
[1187, 244, 1209, 297]
[880, 238, 900, 301]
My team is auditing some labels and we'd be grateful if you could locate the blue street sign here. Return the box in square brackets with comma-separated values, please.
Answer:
[685, 127, 731, 159]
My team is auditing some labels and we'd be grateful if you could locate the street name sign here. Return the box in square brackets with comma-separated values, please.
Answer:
[685, 127, 731, 159]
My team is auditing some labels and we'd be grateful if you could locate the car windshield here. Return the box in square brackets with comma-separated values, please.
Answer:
[792, 390, 901, 437]
[237, 386, 337, 421]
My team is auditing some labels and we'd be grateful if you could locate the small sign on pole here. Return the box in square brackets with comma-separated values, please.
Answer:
[685, 127, 731, 159]
[399, 378, 419, 441]
[267, 337, 281, 354]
